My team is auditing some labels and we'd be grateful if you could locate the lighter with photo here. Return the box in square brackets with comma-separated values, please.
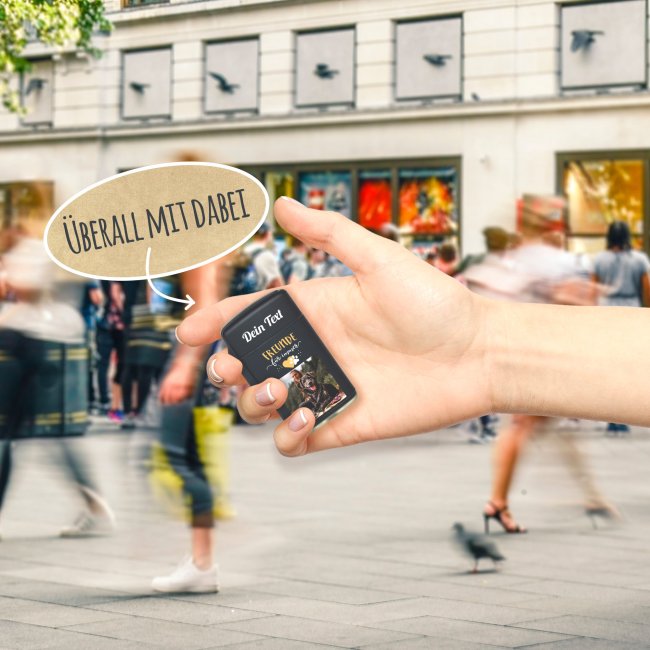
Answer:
[221, 289, 356, 425]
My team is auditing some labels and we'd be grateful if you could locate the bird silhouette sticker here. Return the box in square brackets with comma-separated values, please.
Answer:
[208, 72, 240, 94]
[423, 54, 452, 67]
[314, 63, 339, 79]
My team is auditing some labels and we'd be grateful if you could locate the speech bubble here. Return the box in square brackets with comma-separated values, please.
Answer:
[44, 162, 269, 281]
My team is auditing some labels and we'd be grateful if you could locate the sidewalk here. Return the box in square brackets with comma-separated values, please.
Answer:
[1, 419, 650, 649]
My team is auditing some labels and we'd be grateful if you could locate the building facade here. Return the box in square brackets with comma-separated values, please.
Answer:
[1, 0, 649, 256]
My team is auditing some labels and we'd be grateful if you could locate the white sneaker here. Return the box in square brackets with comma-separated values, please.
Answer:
[60, 487, 116, 538]
[152, 557, 219, 593]
[59, 509, 115, 537]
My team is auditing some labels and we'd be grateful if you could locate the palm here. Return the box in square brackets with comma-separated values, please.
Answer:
[289, 246, 489, 445]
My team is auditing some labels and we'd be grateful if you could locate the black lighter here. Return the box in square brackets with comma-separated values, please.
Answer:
[221, 289, 356, 425]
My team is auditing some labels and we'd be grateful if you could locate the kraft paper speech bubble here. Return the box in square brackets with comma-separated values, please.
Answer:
[44, 162, 269, 280]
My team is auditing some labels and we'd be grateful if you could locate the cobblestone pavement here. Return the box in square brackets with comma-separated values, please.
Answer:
[1, 418, 650, 649]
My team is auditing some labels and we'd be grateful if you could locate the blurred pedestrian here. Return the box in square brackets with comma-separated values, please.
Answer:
[96, 281, 126, 421]
[120, 280, 172, 430]
[80, 281, 103, 413]
[593, 220, 650, 436]
[0, 234, 114, 539]
[151, 260, 226, 593]
[434, 243, 458, 276]
[282, 238, 313, 284]
[478, 210, 611, 533]
[244, 223, 282, 290]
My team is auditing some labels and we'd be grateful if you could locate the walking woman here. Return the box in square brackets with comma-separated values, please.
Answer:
[593, 220, 650, 435]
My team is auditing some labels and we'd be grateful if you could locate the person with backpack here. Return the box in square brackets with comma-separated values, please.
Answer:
[243, 223, 282, 291]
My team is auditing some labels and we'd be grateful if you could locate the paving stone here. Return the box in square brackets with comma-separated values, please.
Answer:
[250, 579, 412, 605]
[514, 615, 650, 644]
[375, 615, 573, 647]
[219, 615, 421, 647]
[65, 616, 265, 648]
[524, 639, 644, 649]
[87, 596, 272, 625]
[216, 640, 343, 649]
[360, 637, 498, 649]
[0, 595, 116, 628]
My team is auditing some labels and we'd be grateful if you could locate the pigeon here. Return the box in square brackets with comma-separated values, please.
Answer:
[208, 72, 239, 94]
[423, 54, 452, 67]
[452, 523, 505, 573]
[314, 63, 339, 79]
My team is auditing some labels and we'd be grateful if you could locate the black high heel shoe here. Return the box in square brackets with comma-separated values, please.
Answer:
[483, 501, 527, 534]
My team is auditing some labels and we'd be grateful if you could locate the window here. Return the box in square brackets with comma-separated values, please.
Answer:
[299, 171, 352, 218]
[21, 59, 54, 126]
[561, 0, 647, 91]
[560, 155, 645, 253]
[359, 170, 392, 230]
[122, 0, 169, 7]
[204, 39, 259, 114]
[245, 159, 461, 248]
[295, 28, 355, 108]
[121, 47, 172, 120]
[398, 167, 458, 235]
[395, 17, 462, 101]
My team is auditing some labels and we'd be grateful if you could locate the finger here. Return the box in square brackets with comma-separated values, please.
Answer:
[274, 197, 401, 275]
[237, 378, 288, 425]
[273, 407, 316, 456]
[206, 351, 246, 387]
[177, 291, 273, 346]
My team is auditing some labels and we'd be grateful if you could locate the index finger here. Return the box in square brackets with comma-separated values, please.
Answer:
[177, 291, 272, 346]
[275, 197, 401, 275]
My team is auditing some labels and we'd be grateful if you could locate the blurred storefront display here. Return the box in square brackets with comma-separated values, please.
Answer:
[558, 154, 646, 254]
[248, 159, 460, 250]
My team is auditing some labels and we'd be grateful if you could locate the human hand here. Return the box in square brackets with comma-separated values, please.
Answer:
[177, 197, 493, 455]
[159, 361, 196, 405]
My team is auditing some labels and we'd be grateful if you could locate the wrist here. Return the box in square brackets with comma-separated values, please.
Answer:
[483, 298, 523, 415]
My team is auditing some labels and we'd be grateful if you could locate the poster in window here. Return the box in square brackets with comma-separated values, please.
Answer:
[299, 172, 351, 218]
[399, 167, 457, 235]
[358, 170, 392, 230]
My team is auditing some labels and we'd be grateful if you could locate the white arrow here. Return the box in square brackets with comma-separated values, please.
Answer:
[145, 247, 196, 311]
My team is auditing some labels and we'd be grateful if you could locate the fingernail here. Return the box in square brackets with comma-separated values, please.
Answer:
[207, 359, 223, 384]
[174, 327, 184, 344]
[288, 408, 309, 432]
[255, 382, 275, 406]
[280, 196, 302, 206]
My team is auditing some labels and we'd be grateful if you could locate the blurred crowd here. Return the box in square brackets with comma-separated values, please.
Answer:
[1, 203, 649, 590]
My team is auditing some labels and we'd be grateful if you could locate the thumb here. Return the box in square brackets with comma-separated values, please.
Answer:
[274, 197, 400, 275]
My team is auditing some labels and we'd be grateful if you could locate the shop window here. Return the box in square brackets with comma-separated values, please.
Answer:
[399, 167, 458, 235]
[562, 158, 645, 251]
[121, 47, 172, 120]
[299, 171, 352, 218]
[295, 28, 355, 108]
[21, 59, 54, 126]
[123, 0, 169, 7]
[395, 17, 462, 101]
[358, 170, 392, 230]
[561, 0, 646, 91]
[204, 39, 259, 114]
